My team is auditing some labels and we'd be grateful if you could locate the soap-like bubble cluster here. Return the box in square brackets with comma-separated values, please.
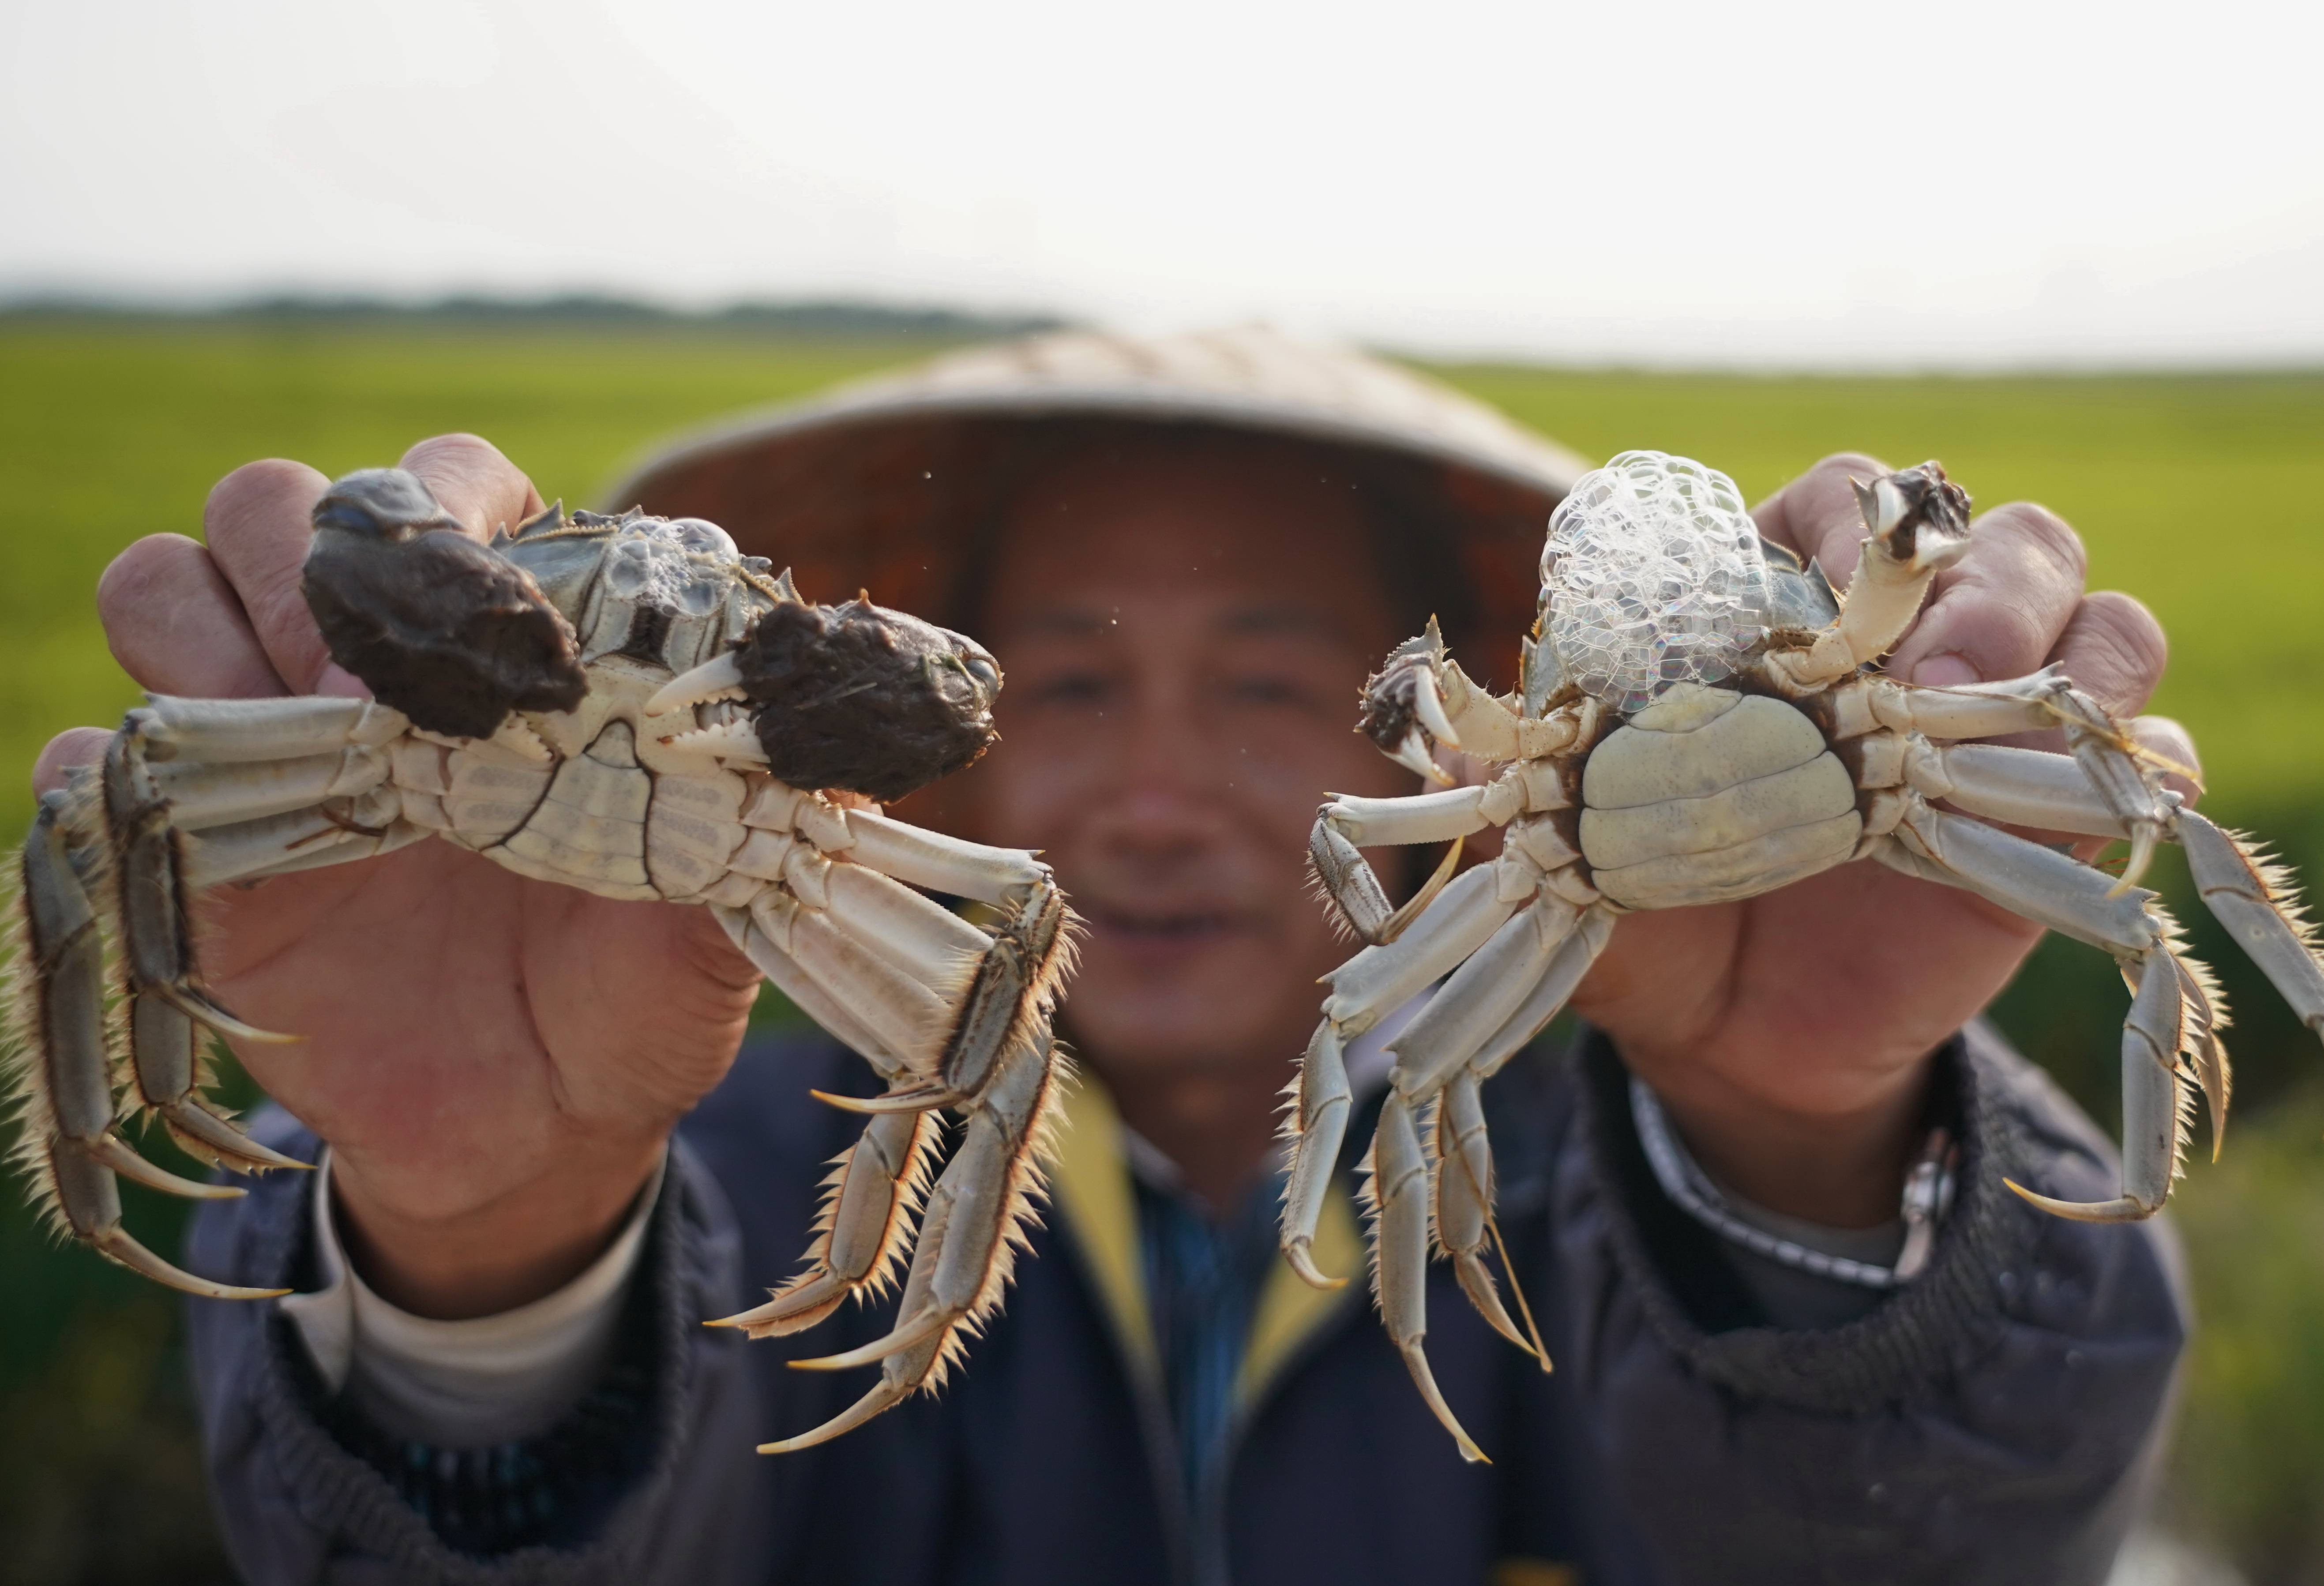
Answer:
[603, 515, 745, 617]
[1541, 451, 1771, 714]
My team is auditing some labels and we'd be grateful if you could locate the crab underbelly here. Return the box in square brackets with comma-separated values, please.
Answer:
[1577, 684, 1862, 911]
[428, 718, 749, 903]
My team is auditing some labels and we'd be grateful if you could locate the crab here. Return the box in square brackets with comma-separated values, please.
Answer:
[4, 468, 1076, 1454]
[1282, 449, 2324, 1462]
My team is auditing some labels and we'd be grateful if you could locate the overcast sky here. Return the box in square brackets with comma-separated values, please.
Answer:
[4, 0, 2318, 368]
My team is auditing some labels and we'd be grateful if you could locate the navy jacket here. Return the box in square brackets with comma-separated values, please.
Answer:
[186, 1025, 2185, 1585]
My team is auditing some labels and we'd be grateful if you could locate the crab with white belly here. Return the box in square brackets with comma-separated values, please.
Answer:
[7, 469, 1075, 1453]
[1285, 450, 2324, 1461]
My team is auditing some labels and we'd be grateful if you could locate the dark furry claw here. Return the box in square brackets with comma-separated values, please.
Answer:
[303, 469, 586, 739]
[737, 600, 1001, 802]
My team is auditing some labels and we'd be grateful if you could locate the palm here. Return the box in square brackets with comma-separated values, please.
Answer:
[192, 834, 758, 1214]
[1579, 859, 2041, 1120]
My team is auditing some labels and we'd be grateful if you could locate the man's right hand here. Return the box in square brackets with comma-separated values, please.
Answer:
[33, 436, 763, 1318]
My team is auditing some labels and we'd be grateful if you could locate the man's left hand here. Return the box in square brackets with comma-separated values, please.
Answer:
[1573, 451, 2189, 1227]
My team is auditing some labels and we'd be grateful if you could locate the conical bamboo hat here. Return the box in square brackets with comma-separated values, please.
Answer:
[607, 323, 1592, 676]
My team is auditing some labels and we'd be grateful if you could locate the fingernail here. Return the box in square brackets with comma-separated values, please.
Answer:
[313, 662, 374, 700]
[1913, 654, 1979, 688]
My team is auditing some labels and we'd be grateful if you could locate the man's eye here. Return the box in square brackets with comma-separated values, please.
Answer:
[1024, 671, 1113, 707]
[1222, 675, 1320, 709]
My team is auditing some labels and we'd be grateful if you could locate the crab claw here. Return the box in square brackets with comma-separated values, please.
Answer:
[659, 718, 770, 764]
[1856, 463, 1973, 576]
[1412, 666, 1462, 750]
[1388, 729, 1456, 786]
[648, 652, 749, 715]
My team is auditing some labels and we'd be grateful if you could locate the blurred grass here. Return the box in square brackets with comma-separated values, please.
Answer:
[2, 321, 2320, 1582]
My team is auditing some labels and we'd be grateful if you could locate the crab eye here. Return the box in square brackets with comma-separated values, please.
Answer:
[960, 653, 1000, 692]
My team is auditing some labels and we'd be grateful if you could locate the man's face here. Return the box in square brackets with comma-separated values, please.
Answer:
[950, 440, 1418, 1086]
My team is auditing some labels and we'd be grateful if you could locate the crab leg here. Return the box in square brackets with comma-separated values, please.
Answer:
[1370, 903, 1615, 1457]
[2171, 808, 2324, 1036]
[7, 797, 286, 1299]
[1833, 668, 2173, 882]
[710, 822, 1070, 1353]
[86, 705, 429, 1200]
[1367, 1088, 1486, 1462]
[1891, 739, 2129, 840]
[712, 904, 909, 1076]
[763, 1029, 1062, 1453]
[1433, 1071, 1543, 1361]
[1892, 798, 2214, 1219]
[710, 1101, 939, 1338]
[1308, 778, 1530, 946]
[1280, 864, 1512, 1278]
[1279, 1020, 1354, 1289]
[837, 809, 1052, 911]
[1385, 896, 1576, 1099]
[1321, 864, 1518, 1039]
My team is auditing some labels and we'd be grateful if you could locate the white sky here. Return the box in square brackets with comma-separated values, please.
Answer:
[4, 0, 2319, 368]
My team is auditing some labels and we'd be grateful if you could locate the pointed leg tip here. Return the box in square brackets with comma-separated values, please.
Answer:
[2003, 1179, 2159, 1223]
[94, 1229, 290, 1299]
[1285, 1245, 1348, 1291]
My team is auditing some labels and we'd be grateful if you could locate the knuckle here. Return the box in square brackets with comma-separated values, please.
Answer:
[97, 534, 204, 621]
[1810, 450, 1889, 480]
[401, 432, 498, 469]
[206, 457, 325, 530]
[1978, 501, 2087, 584]
[2081, 589, 2167, 669]
[2061, 592, 2169, 711]
[32, 727, 113, 795]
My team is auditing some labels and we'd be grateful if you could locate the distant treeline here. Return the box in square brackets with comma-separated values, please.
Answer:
[0, 293, 1071, 340]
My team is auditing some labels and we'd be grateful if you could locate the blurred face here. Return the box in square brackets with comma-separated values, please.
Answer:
[950, 442, 1418, 1087]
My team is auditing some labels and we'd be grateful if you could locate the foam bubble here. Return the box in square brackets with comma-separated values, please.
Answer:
[1540, 451, 1770, 714]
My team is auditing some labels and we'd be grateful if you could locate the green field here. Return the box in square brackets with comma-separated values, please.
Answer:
[2, 321, 2321, 1582]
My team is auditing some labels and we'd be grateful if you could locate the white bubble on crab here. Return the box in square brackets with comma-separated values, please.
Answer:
[1539, 450, 1773, 715]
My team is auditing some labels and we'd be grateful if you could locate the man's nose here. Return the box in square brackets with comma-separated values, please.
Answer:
[1085, 682, 1243, 837]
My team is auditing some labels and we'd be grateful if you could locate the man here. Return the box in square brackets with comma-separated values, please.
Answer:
[42, 327, 2186, 1584]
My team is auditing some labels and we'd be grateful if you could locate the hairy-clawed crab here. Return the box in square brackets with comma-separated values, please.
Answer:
[5, 469, 1074, 1453]
[1284, 449, 2324, 1461]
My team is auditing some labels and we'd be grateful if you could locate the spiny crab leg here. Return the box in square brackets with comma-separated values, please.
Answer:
[709, 1102, 940, 1339]
[761, 1030, 1063, 1454]
[1367, 1088, 1487, 1463]
[8, 798, 286, 1300]
[1888, 797, 2218, 1221]
[2171, 808, 2324, 1035]
[5, 696, 432, 1299]
[1367, 902, 1614, 1462]
[709, 815, 1073, 1452]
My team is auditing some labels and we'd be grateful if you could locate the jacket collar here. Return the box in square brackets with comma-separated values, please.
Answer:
[1045, 1065, 1363, 1411]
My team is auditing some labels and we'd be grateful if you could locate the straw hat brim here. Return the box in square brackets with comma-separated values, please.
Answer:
[604, 326, 1592, 686]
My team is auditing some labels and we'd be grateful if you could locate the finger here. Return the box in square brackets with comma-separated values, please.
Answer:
[32, 728, 113, 797]
[202, 458, 335, 691]
[1886, 502, 2087, 688]
[2129, 714, 2203, 805]
[1750, 451, 1892, 577]
[98, 534, 287, 699]
[2045, 590, 2166, 718]
[398, 434, 544, 540]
